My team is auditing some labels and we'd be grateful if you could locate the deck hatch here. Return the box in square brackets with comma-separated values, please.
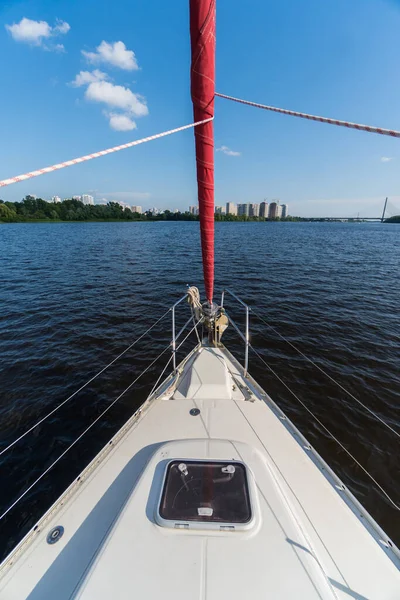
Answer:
[158, 460, 252, 525]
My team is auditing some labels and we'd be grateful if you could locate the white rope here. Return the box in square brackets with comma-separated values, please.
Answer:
[0, 344, 170, 521]
[0, 118, 213, 188]
[187, 286, 202, 321]
[187, 286, 202, 308]
[249, 344, 400, 511]
[0, 308, 171, 457]
[216, 92, 400, 139]
[250, 309, 400, 440]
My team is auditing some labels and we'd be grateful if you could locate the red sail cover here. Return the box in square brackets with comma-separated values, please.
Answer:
[190, 0, 216, 303]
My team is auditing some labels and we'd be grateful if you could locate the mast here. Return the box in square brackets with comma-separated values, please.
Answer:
[189, 0, 216, 303]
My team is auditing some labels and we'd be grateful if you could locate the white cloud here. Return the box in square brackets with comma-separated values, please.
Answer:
[71, 69, 109, 87]
[6, 18, 50, 44]
[82, 41, 139, 70]
[381, 156, 393, 163]
[5, 17, 70, 50]
[217, 145, 241, 157]
[71, 49, 147, 131]
[107, 112, 137, 131]
[54, 20, 70, 35]
[85, 80, 148, 117]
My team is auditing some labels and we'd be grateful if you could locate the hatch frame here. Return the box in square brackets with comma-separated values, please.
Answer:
[155, 458, 258, 532]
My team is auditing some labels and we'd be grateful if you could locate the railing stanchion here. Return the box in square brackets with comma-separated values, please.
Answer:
[221, 289, 225, 308]
[172, 305, 176, 373]
[170, 294, 187, 373]
[245, 306, 249, 376]
[222, 289, 251, 376]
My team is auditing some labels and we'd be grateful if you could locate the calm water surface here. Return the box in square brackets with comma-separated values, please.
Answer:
[0, 221, 399, 558]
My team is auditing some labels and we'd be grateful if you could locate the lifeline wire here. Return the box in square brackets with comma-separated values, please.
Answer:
[0, 344, 171, 521]
[0, 308, 172, 457]
[250, 308, 400, 440]
[249, 344, 400, 511]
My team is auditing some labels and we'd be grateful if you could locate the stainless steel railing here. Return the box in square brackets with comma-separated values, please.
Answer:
[221, 289, 250, 376]
[171, 294, 202, 372]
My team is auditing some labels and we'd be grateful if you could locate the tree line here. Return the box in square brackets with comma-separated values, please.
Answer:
[0, 196, 304, 223]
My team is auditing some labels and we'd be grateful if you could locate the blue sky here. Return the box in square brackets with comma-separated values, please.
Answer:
[0, 0, 400, 216]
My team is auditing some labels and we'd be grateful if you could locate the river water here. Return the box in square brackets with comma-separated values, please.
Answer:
[0, 221, 399, 558]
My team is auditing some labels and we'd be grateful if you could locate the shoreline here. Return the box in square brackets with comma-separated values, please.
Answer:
[0, 219, 391, 225]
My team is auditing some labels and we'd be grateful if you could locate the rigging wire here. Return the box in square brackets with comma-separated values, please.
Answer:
[147, 356, 174, 400]
[216, 92, 400, 139]
[147, 318, 203, 398]
[192, 312, 202, 344]
[176, 317, 203, 353]
[0, 118, 214, 188]
[249, 343, 400, 511]
[250, 308, 400, 440]
[0, 318, 203, 521]
[0, 344, 171, 521]
[0, 308, 172, 457]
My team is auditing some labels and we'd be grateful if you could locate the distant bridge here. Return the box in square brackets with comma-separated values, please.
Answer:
[307, 198, 399, 222]
[303, 217, 383, 222]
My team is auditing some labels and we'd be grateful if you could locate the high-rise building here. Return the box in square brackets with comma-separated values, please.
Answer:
[249, 203, 260, 217]
[132, 205, 142, 214]
[268, 202, 280, 219]
[281, 204, 288, 218]
[72, 195, 82, 201]
[226, 202, 237, 215]
[52, 196, 61, 204]
[259, 201, 269, 218]
[237, 203, 250, 217]
[82, 194, 94, 205]
[149, 207, 160, 215]
[189, 206, 199, 215]
[215, 206, 225, 215]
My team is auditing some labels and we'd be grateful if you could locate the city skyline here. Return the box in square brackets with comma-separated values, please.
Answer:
[7, 193, 395, 219]
[3, 188, 395, 219]
[2, 185, 396, 219]
[12, 194, 291, 217]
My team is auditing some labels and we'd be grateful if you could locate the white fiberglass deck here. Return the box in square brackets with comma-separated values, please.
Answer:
[1, 345, 399, 599]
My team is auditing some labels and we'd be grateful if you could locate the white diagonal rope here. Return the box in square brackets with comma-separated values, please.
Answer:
[0, 344, 170, 521]
[250, 309, 400, 440]
[216, 92, 400, 139]
[0, 308, 171, 457]
[249, 344, 400, 511]
[0, 118, 213, 188]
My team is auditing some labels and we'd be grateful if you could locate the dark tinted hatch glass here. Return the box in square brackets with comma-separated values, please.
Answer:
[159, 461, 251, 523]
